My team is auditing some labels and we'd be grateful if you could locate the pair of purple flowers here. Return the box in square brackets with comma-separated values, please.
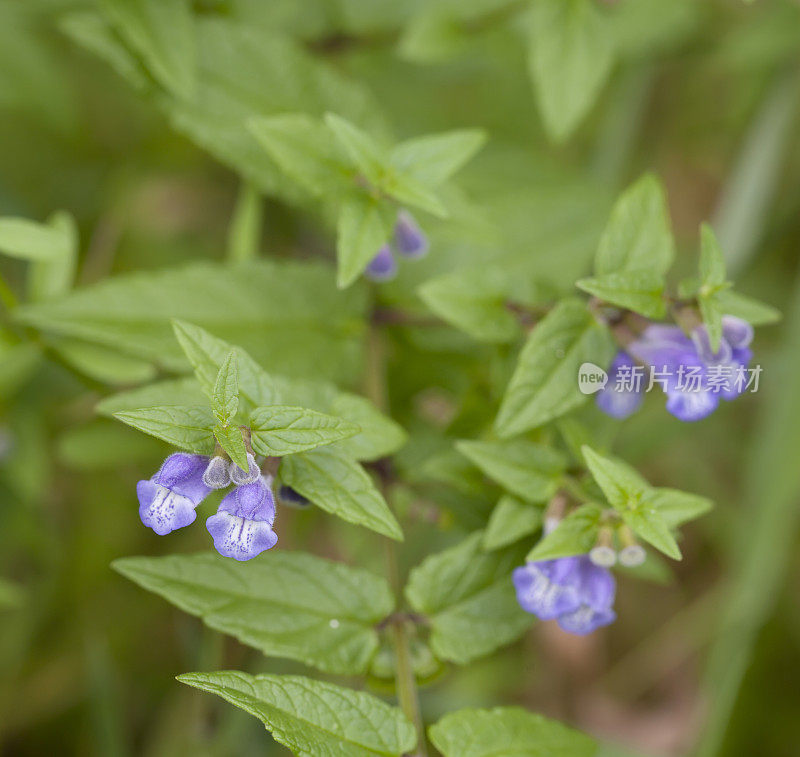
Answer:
[597, 315, 754, 422]
[137, 452, 277, 561]
[365, 210, 429, 281]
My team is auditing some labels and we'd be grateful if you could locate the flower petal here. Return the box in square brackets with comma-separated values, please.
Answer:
[596, 352, 644, 419]
[665, 387, 719, 422]
[512, 562, 581, 620]
[218, 477, 275, 522]
[557, 605, 616, 635]
[153, 452, 211, 505]
[137, 480, 197, 535]
[722, 315, 754, 349]
[206, 511, 277, 561]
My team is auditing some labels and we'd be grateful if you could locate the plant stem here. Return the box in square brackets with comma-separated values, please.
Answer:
[364, 318, 427, 756]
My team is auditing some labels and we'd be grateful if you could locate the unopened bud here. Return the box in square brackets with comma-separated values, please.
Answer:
[394, 210, 429, 259]
[202, 456, 230, 489]
[618, 525, 646, 566]
[619, 544, 646, 567]
[229, 453, 260, 486]
[589, 526, 617, 567]
[365, 244, 397, 282]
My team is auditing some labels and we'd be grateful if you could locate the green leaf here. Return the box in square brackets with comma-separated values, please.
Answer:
[54, 339, 156, 385]
[621, 507, 681, 560]
[336, 194, 389, 289]
[0, 215, 73, 261]
[483, 496, 543, 551]
[526, 503, 604, 562]
[456, 439, 566, 503]
[698, 223, 729, 351]
[166, 322, 400, 460]
[248, 113, 351, 197]
[380, 170, 448, 218]
[581, 445, 649, 510]
[249, 406, 360, 456]
[172, 320, 237, 397]
[325, 112, 388, 185]
[699, 292, 724, 354]
[390, 129, 487, 187]
[99, 379, 208, 418]
[212, 350, 239, 422]
[495, 299, 615, 436]
[576, 270, 666, 318]
[280, 447, 403, 540]
[328, 393, 407, 461]
[418, 266, 549, 343]
[178, 671, 416, 756]
[699, 223, 727, 288]
[715, 289, 781, 325]
[99, 0, 195, 98]
[60, 11, 149, 90]
[405, 533, 532, 664]
[595, 174, 675, 276]
[582, 446, 685, 560]
[526, 0, 614, 142]
[397, 10, 467, 64]
[214, 423, 249, 471]
[73, 15, 385, 209]
[113, 406, 214, 453]
[643, 487, 713, 528]
[16, 260, 368, 385]
[429, 706, 596, 757]
[226, 181, 262, 263]
[27, 211, 79, 303]
[114, 552, 394, 675]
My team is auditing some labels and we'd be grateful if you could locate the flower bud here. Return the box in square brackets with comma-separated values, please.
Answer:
[589, 527, 617, 567]
[619, 544, 646, 567]
[202, 455, 231, 489]
[229, 452, 260, 486]
[365, 244, 397, 282]
[393, 210, 428, 258]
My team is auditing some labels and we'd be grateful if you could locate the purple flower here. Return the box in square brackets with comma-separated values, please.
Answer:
[137, 453, 212, 535]
[597, 316, 754, 423]
[206, 476, 277, 561]
[691, 315, 753, 401]
[393, 211, 428, 258]
[365, 244, 397, 282]
[513, 555, 616, 635]
[595, 351, 644, 419]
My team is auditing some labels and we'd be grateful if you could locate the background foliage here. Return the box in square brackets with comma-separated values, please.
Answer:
[2, 0, 800, 755]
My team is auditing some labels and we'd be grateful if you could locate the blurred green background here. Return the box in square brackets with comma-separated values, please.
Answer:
[2, 1, 800, 755]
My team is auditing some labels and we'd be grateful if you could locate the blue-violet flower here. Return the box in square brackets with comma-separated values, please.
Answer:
[596, 316, 754, 422]
[206, 475, 277, 561]
[137, 453, 211, 535]
[513, 555, 616, 635]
